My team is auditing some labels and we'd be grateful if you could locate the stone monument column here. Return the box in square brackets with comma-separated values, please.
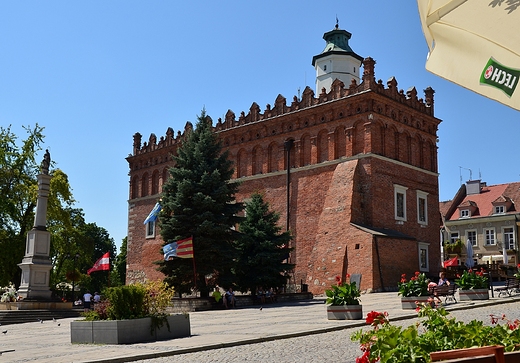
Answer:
[18, 149, 53, 300]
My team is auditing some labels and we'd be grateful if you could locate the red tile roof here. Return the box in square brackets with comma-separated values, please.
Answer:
[447, 182, 520, 220]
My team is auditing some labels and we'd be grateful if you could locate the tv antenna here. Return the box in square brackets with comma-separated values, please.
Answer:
[459, 166, 472, 185]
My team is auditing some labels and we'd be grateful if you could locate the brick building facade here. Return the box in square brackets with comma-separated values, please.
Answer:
[126, 27, 442, 293]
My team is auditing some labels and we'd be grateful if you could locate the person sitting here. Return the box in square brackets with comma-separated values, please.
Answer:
[266, 287, 276, 302]
[212, 287, 223, 305]
[256, 287, 265, 304]
[74, 298, 83, 306]
[438, 271, 450, 286]
[224, 287, 236, 308]
[430, 272, 450, 303]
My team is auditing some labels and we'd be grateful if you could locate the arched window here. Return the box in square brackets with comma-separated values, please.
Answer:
[131, 176, 139, 199]
[141, 173, 149, 197]
[268, 143, 278, 172]
[151, 170, 159, 195]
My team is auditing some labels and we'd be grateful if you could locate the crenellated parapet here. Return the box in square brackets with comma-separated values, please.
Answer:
[128, 57, 437, 164]
[131, 122, 193, 156]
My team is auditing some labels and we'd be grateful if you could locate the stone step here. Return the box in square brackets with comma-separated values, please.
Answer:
[0, 309, 81, 326]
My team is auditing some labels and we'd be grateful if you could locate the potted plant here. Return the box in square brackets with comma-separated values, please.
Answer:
[325, 274, 362, 320]
[1, 283, 17, 310]
[443, 239, 464, 254]
[71, 280, 190, 344]
[398, 272, 431, 309]
[455, 268, 489, 300]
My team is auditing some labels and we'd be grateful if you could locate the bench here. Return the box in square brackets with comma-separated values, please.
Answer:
[430, 284, 457, 304]
[494, 278, 520, 297]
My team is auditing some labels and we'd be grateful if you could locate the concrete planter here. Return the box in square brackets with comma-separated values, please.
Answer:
[401, 296, 431, 309]
[459, 289, 489, 301]
[326, 304, 363, 320]
[71, 314, 190, 344]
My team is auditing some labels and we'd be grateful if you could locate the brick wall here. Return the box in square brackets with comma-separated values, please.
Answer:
[125, 57, 442, 293]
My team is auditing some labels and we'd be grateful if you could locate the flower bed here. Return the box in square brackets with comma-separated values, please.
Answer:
[72, 280, 190, 344]
[398, 272, 430, 297]
[351, 304, 520, 362]
[71, 314, 190, 344]
[455, 268, 488, 290]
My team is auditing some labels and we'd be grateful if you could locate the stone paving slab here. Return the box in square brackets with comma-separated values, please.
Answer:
[0, 292, 518, 363]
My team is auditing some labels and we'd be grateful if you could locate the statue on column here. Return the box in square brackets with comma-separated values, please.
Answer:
[18, 148, 53, 300]
[41, 149, 51, 175]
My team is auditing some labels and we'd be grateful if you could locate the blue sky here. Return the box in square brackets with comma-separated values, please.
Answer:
[1, 1, 519, 251]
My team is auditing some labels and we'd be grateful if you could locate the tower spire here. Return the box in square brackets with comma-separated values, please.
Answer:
[312, 25, 363, 93]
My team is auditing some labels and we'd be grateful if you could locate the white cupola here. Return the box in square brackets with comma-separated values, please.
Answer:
[312, 23, 363, 94]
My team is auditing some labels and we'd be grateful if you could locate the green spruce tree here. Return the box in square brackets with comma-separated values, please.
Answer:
[234, 192, 294, 295]
[157, 110, 243, 297]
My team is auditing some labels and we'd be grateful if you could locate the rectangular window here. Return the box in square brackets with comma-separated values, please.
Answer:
[418, 242, 429, 272]
[417, 191, 428, 225]
[466, 230, 477, 247]
[504, 227, 515, 250]
[460, 209, 470, 218]
[450, 232, 460, 245]
[394, 185, 408, 221]
[484, 228, 495, 245]
[494, 205, 505, 214]
[146, 221, 155, 238]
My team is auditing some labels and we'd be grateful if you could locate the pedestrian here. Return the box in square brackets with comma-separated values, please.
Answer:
[93, 292, 101, 304]
[83, 291, 93, 312]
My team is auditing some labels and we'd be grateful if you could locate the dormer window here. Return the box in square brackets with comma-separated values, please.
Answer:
[494, 205, 505, 214]
[460, 209, 470, 218]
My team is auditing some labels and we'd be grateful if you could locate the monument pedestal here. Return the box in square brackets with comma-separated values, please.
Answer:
[18, 229, 53, 300]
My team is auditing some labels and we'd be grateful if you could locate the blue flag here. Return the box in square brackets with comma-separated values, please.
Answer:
[143, 202, 161, 224]
[163, 242, 178, 261]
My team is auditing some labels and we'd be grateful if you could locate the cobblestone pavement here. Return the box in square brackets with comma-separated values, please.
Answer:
[1, 292, 518, 363]
[132, 302, 520, 363]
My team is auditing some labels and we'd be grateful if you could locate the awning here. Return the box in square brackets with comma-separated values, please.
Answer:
[417, 1, 520, 111]
[481, 255, 503, 262]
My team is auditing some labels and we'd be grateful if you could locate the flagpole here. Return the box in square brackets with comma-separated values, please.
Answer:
[192, 236, 197, 293]
[108, 254, 111, 288]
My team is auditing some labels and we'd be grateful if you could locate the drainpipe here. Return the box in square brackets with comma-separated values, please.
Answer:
[284, 139, 294, 232]
[284, 139, 294, 291]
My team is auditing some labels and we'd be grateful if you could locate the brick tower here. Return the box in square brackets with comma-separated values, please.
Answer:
[126, 26, 442, 293]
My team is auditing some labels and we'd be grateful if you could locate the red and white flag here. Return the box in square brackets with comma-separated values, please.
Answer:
[87, 252, 110, 275]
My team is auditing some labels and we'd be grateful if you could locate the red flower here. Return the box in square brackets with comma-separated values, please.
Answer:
[490, 314, 499, 324]
[415, 271, 420, 276]
[335, 275, 342, 284]
[346, 273, 351, 279]
[401, 273, 406, 278]
[400, 278, 406, 283]
[365, 311, 388, 327]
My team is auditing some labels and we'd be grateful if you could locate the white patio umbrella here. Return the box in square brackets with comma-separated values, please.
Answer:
[502, 245, 509, 264]
[465, 240, 474, 269]
[417, 1, 520, 111]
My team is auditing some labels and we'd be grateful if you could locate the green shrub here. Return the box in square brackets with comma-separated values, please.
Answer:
[82, 280, 175, 321]
[104, 284, 147, 320]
